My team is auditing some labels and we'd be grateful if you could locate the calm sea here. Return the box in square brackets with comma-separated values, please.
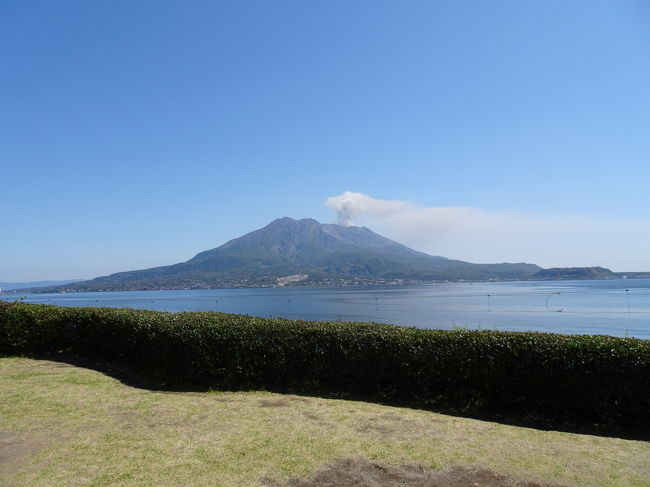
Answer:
[3, 278, 649, 339]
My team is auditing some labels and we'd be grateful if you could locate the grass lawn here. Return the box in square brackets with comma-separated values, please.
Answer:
[1, 357, 648, 486]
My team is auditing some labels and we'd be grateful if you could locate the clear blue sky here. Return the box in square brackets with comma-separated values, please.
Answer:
[2, 0, 649, 281]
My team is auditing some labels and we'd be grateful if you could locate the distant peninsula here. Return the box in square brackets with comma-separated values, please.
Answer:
[532, 267, 650, 281]
[531, 267, 617, 280]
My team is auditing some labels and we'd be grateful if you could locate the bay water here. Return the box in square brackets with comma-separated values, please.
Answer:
[3, 278, 649, 339]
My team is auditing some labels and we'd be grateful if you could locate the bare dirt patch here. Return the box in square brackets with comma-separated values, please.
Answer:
[159, 390, 206, 397]
[261, 458, 567, 487]
[259, 396, 309, 408]
[356, 416, 439, 440]
[356, 421, 412, 438]
[107, 404, 190, 430]
[0, 430, 43, 477]
[31, 361, 74, 369]
[302, 412, 321, 421]
[260, 398, 292, 408]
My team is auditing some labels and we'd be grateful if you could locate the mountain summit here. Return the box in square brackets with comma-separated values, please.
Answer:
[190, 217, 434, 265]
[39, 218, 541, 291]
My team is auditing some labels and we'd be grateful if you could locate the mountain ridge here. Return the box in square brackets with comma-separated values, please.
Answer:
[22, 217, 543, 292]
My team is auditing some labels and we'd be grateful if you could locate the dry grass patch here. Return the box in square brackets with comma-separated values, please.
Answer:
[0, 357, 648, 487]
[261, 458, 567, 487]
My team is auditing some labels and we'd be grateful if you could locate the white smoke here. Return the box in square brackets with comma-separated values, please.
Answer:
[325, 191, 522, 233]
[324, 191, 649, 270]
[325, 191, 410, 226]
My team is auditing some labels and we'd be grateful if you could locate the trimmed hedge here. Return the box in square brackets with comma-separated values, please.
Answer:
[1, 301, 648, 430]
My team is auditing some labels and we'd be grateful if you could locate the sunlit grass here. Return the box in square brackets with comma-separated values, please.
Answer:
[1, 357, 648, 487]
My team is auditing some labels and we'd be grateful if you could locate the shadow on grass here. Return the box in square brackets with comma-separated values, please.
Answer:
[18, 351, 650, 442]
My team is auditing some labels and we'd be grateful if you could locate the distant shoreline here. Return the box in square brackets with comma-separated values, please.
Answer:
[4, 274, 650, 295]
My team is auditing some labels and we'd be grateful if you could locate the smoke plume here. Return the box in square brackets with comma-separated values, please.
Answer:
[324, 191, 647, 270]
[325, 192, 411, 227]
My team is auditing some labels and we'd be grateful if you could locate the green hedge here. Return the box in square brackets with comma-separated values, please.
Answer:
[1, 301, 648, 430]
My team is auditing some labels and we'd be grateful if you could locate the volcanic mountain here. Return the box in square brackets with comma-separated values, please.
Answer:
[37, 217, 541, 291]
